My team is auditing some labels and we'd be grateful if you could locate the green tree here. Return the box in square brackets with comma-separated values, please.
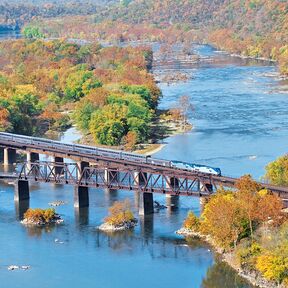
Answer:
[264, 155, 288, 186]
[23, 26, 45, 39]
[89, 104, 128, 145]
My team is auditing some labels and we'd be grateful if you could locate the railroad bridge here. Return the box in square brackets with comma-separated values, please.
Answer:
[0, 132, 288, 214]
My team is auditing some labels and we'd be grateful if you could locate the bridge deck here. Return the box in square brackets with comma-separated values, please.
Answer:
[0, 132, 288, 197]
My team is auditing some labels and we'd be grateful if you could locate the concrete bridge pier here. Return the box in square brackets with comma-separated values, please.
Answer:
[53, 156, 64, 175]
[78, 161, 89, 173]
[75, 206, 89, 226]
[74, 186, 89, 208]
[77, 161, 89, 180]
[3, 148, 16, 166]
[166, 177, 179, 210]
[14, 180, 30, 202]
[104, 169, 119, 184]
[15, 199, 29, 220]
[134, 172, 148, 186]
[27, 152, 39, 163]
[27, 152, 39, 170]
[139, 192, 154, 215]
[166, 195, 179, 211]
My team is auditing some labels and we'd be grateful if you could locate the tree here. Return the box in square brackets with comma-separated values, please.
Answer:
[235, 175, 262, 239]
[201, 190, 247, 249]
[124, 131, 137, 151]
[264, 155, 288, 186]
[104, 199, 135, 226]
[89, 104, 128, 145]
[23, 26, 45, 39]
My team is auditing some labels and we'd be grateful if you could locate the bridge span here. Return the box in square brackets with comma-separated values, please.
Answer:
[0, 132, 288, 214]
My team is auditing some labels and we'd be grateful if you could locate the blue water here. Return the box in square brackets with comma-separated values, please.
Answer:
[155, 45, 288, 179]
[2, 41, 288, 287]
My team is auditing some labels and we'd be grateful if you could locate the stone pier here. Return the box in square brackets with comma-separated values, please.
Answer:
[139, 192, 154, 215]
[14, 180, 30, 201]
[74, 186, 89, 208]
[3, 148, 16, 165]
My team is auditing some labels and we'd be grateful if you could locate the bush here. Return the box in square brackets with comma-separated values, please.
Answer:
[183, 211, 200, 231]
[24, 208, 56, 223]
[236, 241, 262, 269]
[104, 199, 135, 227]
[256, 254, 288, 284]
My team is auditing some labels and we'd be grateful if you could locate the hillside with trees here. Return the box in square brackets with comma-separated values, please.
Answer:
[0, 0, 116, 30]
[30, 0, 288, 75]
[0, 39, 160, 147]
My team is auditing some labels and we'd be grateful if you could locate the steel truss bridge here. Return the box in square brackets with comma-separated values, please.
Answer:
[0, 132, 288, 199]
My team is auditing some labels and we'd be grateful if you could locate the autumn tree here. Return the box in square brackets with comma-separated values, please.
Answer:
[235, 175, 262, 239]
[264, 155, 288, 186]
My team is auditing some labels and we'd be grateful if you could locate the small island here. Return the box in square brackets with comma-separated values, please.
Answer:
[98, 199, 137, 232]
[21, 208, 63, 226]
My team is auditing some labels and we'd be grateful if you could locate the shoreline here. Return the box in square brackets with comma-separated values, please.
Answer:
[176, 228, 282, 288]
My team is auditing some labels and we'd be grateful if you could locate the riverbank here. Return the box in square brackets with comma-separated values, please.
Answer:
[176, 228, 283, 288]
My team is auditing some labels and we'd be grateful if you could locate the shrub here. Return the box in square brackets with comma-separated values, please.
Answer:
[236, 241, 262, 269]
[104, 199, 135, 227]
[183, 211, 200, 231]
[24, 208, 56, 223]
[256, 254, 288, 285]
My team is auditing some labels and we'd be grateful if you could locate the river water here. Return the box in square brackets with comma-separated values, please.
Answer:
[1, 37, 288, 287]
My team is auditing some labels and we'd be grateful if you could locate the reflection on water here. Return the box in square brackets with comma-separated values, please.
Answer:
[202, 260, 253, 288]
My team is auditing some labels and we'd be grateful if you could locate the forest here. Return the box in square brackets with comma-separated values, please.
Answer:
[0, 0, 116, 29]
[25, 0, 287, 75]
[0, 39, 160, 147]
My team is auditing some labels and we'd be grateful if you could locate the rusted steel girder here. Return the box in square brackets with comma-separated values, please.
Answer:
[18, 161, 214, 196]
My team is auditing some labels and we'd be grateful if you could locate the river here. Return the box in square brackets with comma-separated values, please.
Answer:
[1, 35, 288, 288]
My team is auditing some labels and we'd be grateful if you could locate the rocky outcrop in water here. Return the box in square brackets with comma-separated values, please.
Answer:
[98, 219, 138, 232]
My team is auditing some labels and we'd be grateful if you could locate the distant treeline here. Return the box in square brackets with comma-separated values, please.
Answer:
[26, 0, 287, 75]
[0, 0, 117, 28]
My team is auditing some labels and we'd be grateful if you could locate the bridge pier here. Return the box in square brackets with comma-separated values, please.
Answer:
[166, 195, 179, 211]
[15, 199, 29, 220]
[27, 152, 39, 163]
[77, 161, 89, 180]
[104, 169, 119, 184]
[78, 161, 89, 173]
[3, 148, 16, 165]
[14, 180, 30, 201]
[27, 152, 39, 170]
[74, 186, 89, 208]
[54, 157, 64, 175]
[139, 192, 154, 215]
[134, 172, 148, 186]
[166, 177, 179, 210]
[75, 207, 89, 226]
